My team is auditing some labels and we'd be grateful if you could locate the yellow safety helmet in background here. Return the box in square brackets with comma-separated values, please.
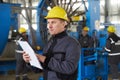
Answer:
[36, 46, 41, 50]
[19, 27, 27, 34]
[83, 26, 89, 31]
[45, 6, 69, 21]
[107, 25, 116, 33]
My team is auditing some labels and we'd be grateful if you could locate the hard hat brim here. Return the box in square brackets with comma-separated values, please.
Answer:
[45, 16, 68, 22]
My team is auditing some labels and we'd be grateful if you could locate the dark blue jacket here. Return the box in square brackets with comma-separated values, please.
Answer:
[42, 31, 80, 80]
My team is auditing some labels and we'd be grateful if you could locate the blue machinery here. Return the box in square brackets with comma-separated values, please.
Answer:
[77, 1, 108, 79]
[0, 3, 20, 74]
[77, 48, 108, 80]
[0, 3, 20, 54]
[0, 0, 109, 80]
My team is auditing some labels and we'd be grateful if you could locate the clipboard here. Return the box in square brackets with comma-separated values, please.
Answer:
[18, 41, 43, 69]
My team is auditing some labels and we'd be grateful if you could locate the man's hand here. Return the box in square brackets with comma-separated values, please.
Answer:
[23, 52, 31, 63]
[36, 54, 46, 63]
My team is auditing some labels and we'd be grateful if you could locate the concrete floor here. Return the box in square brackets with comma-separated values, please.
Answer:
[0, 70, 120, 80]
[0, 70, 43, 80]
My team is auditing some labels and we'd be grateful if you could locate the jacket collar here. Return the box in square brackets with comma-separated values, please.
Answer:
[52, 31, 67, 39]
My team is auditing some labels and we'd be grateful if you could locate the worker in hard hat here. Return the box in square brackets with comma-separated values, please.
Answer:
[78, 26, 94, 52]
[104, 25, 120, 80]
[78, 26, 94, 50]
[23, 6, 80, 80]
[78, 26, 94, 65]
[15, 27, 31, 80]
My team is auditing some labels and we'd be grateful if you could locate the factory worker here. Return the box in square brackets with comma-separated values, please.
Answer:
[78, 26, 94, 65]
[23, 6, 80, 80]
[15, 27, 31, 80]
[105, 25, 120, 80]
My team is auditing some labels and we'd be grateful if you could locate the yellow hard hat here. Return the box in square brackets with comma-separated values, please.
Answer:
[19, 27, 27, 34]
[107, 25, 115, 33]
[83, 26, 89, 31]
[36, 46, 41, 50]
[45, 6, 68, 21]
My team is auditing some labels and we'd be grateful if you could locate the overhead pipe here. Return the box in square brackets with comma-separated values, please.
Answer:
[105, 0, 110, 23]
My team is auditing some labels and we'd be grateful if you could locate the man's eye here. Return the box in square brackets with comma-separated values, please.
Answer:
[52, 22, 56, 24]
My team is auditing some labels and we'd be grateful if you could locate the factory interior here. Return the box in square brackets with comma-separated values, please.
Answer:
[0, 0, 120, 80]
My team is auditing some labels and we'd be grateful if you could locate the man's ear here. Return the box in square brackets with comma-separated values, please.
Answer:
[65, 21, 68, 26]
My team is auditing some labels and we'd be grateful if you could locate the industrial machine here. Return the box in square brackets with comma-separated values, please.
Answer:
[0, 0, 109, 80]
[0, 3, 20, 74]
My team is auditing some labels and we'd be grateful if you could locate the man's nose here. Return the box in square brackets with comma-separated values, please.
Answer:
[48, 24, 53, 28]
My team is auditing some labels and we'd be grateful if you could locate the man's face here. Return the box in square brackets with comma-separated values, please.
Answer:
[21, 32, 26, 36]
[47, 18, 66, 35]
[107, 31, 111, 35]
[82, 30, 88, 36]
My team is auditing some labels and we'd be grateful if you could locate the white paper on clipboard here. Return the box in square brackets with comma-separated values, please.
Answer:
[18, 41, 43, 69]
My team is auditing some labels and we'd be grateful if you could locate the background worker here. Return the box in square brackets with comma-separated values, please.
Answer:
[15, 27, 31, 80]
[104, 25, 120, 80]
[78, 26, 94, 65]
[78, 26, 94, 55]
[78, 26, 94, 48]
[23, 6, 80, 80]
